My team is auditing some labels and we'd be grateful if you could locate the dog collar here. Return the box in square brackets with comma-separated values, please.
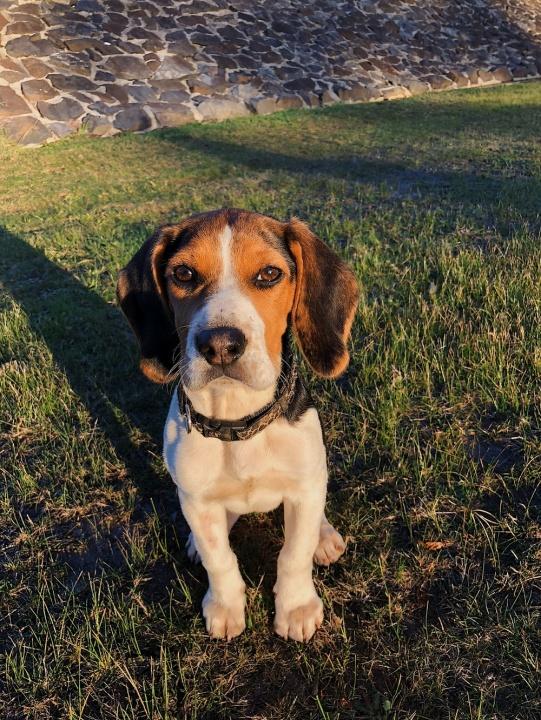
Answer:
[177, 361, 300, 442]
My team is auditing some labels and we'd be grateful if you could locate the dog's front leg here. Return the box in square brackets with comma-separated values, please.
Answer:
[274, 479, 326, 642]
[181, 499, 246, 640]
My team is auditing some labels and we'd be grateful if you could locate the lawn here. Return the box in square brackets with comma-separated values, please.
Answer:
[1, 80, 541, 720]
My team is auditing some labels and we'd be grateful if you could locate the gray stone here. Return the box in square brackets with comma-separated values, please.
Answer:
[249, 96, 280, 115]
[104, 55, 151, 80]
[492, 66, 513, 83]
[21, 57, 53, 78]
[381, 85, 411, 100]
[21, 79, 58, 103]
[113, 106, 152, 131]
[148, 102, 196, 127]
[82, 114, 114, 136]
[339, 85, 382, 103]
[196, 97, 251, 121]
[0, 88, 31, 118]
[406, 80, 430, 95]
[5, 37, 59, 58]
[152, 56, 196, 80]
[274, 94, 304, 111]
[48, 121, 76, 138]
[126, 84, 158, 102]
[159, 89, 191, 103]
[48, 74, 97, 92]
[37, 98, 84, 121]
[0, 115, 52, 145]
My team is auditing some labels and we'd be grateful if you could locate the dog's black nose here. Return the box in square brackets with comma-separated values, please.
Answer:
[195, 326, 247, 366]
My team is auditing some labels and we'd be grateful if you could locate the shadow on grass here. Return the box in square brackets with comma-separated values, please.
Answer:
[0, 225, 168, 499]
[152, 108, 541, 221]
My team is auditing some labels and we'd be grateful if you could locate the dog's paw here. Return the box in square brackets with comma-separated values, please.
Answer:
[314, 525, 346, 566]
[185, 532, 201, 564]
[274, 596, 323, 642]
[203, 594, 246, 640]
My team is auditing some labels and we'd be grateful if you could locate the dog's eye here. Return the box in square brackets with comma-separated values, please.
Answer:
[173, 265, 196, 284]
[254, 266, 283, 287]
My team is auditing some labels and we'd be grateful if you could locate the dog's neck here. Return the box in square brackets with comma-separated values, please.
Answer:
[184, 378, 277, 421]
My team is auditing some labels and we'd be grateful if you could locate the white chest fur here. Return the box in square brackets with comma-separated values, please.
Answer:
[163, 390, 327, 515]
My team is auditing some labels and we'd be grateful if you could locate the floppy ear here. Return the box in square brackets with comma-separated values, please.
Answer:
[285, 217, 359, 378]
[116, 226, 180, 384]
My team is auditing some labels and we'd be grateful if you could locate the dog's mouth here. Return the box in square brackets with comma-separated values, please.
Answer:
[181, 358, 278, 393]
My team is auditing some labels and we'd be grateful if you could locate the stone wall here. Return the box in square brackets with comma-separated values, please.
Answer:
[0, 0, 540, 145]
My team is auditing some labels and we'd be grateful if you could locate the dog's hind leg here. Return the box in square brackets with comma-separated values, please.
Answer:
[313, 514, 346, 566]
[186, 511, 239, 564]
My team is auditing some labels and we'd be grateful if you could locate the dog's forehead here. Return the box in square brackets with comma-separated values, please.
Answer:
[169, 210, 292, 268]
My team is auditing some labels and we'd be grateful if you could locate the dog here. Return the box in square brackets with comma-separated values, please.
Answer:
[117, 208, 359, 642]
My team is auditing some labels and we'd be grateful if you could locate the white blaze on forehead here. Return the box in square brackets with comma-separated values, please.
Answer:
[218, 224, 235, 286]
[183, 221, 280, 392]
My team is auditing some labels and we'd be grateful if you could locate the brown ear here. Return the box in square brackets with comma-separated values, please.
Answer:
[285, 218, 359, 378]
[116, 225, 180, 383]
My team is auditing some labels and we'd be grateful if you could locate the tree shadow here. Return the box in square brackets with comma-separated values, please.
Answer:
[153, 118, 541, 222]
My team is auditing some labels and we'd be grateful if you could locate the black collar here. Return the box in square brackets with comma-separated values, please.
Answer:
[177, 361, 300, 441]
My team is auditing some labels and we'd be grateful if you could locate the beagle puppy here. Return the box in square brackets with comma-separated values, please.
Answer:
[117, 209, 358, 642]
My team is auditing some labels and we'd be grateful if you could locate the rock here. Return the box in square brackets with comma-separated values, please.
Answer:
[103, 84, 131, 104]
[126, 84, 158, 102]
[0, 88, 31, 118]
[263, 94, 298, 111]
[21, 58, 53, 78]
[37, 98, 85, 121]
[113, 106, 152, 131]
[103, 56, 151, 80]
[0, 115, 52, 145]
[321, 88, 340, 105]
[0, 70, 27, 83]
[447, 70, 470, 87]
[48, 74, 97, 93]
[5, 37, 59, 58]
[425, 74, 456, 90]
[492, 66, 513, 83]
[159, 89, 191, 103]
[82, 113, 114, 136]
[477, 69, 496, 83]
[196, 97, 250, 121]
[249, 96, 279, 115]
[48, 121, 76, 138]
[148, 102, 196, 127]
[5, 18, 45, 34]
[21, 79, 58, 103]
[152, 56, 196, 80]
[381, 85, 411, 100]
[339, 85, 381, 103]
[406, 80, 430, 95]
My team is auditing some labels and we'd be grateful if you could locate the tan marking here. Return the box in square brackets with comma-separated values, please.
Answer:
[230, 214, 295, 367]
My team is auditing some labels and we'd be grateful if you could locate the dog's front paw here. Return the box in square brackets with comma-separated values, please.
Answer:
[314, 525, 346, 566]
[274, 596, 323, 642]
[202, 591, 245, 640]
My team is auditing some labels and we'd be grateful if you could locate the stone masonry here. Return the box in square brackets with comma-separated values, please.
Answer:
[0, 0, 540, 145]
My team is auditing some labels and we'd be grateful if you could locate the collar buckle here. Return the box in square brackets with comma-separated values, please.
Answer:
[184, 400, 192, 433]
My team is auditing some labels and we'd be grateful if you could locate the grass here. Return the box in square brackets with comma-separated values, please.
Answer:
[1, 80, 541, 719]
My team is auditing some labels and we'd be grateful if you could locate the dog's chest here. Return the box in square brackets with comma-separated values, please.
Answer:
[163, 394, 325, 514]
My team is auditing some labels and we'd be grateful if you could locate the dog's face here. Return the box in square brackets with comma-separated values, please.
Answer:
[117, 209, 359, 390]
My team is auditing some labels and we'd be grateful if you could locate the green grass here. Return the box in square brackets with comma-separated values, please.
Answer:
[1, 80, 541, 719]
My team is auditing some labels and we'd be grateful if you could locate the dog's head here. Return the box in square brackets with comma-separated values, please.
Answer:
[117, 209, 359, 391]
